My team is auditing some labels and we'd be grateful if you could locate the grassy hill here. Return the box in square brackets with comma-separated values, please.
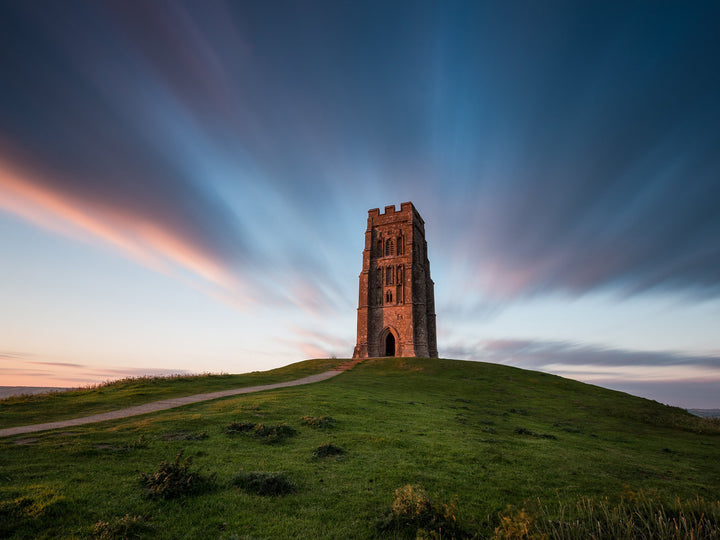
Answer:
[1, 357, 719, 539]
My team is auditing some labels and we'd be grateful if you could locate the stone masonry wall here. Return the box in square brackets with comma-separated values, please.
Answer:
[353, 202, 438, 358]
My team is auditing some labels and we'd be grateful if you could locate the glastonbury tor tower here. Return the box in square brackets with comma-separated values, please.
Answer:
[353, 202, 438, 358]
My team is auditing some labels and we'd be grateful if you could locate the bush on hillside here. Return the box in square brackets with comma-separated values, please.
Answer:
[301, 415, 337, 429]
[224, 421, 297, 443]
[224, 421, 256, 434]
[92, 514, 152, 539]
[312, 442, 345, 458]
[140, 452, 215, 499]
[376, 484, 464, 538]
[252, 423, 297, 444]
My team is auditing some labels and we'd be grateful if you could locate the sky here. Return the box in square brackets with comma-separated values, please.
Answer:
[1, 1, 719, 408]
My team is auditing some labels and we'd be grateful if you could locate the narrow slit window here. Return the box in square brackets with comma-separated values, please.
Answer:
[386, 266, 395, 285]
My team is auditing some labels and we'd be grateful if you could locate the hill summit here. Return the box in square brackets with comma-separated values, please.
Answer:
[1, 357, 719, 538]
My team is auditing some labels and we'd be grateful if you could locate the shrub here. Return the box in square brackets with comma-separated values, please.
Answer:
[92, 514, 152, 539]
[301, 415, 337, 429]
[391, 485, 434, 519]
[224, 422, 297, 443]
[252, 423, 297, 444]
[494, 507, 536, 539]
[312, 442, 345, 458]
[224, 421, 256, 434]
[232, 471, 296, 496]
[376, 484, 464, 538]
[140, 452, 215, 499]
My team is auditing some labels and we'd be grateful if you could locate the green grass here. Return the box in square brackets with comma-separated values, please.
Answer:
[1, 357, 719, 538]
[0, 358, 340, 428]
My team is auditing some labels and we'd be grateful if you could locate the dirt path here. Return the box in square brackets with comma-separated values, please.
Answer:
[0, 360, 364, 438]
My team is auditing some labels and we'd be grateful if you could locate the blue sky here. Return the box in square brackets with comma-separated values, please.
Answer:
[1, 1, 719, 408]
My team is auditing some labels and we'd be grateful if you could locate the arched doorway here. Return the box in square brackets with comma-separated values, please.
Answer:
[384, 332, 396, 356]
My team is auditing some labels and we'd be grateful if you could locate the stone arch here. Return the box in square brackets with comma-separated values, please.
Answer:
[379, 326, 400, 357]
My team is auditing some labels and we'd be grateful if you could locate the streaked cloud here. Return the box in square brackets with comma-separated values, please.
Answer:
[0, 2, 718, 407]
[2, 2, 718, 307]
[0, 157, 237, 289]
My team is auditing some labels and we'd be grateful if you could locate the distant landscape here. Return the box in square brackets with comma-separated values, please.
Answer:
[0, 387, 68, 400]
[1, 358, 719, 539]
[688, 409, 720, 419]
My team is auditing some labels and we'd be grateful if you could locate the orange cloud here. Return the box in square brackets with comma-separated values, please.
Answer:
[0, 156, 235, 289]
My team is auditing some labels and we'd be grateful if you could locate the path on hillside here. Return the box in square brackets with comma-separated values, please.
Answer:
[0, 359, 364, 438]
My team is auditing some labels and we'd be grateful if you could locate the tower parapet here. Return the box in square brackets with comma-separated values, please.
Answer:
[353, 202, 438, 358]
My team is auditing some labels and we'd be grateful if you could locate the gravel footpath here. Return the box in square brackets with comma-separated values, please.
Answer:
[0, 368, 349, 438]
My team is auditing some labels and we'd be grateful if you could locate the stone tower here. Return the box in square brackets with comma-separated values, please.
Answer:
[353, 202, 438, 358]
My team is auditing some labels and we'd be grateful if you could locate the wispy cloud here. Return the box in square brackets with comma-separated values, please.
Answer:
[26, 361, 85, 369]
[0, 156, 240, 289]
[2, 2, 718, 309]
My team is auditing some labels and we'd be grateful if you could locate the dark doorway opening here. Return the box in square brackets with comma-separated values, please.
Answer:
[384, 333, 396, 357]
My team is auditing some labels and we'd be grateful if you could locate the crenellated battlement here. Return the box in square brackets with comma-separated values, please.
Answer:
[368, 201, 416, 216]
[367, 201, 424, 230]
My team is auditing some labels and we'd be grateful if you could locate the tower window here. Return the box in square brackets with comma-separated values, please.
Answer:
[397, 236, 403, 255]
[386, 266, 395, 285]
[385, 238, 394, 257]
[385, 290, 393, 304]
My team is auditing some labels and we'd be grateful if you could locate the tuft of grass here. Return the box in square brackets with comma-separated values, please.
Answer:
[496, 489, 720, 539]
[252, 423, 297, 444]
[312, 442, 345, 458]
[224, 421, 256, 434]
[224, 421, 298, 443]
[494, 506, 537, 539]
[301, 415, 337, 429]
[140, 452, 215, 499]
[92, 514, 153, 539]
[232, 471, 296, 496]
[376, 484, 464, 538]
